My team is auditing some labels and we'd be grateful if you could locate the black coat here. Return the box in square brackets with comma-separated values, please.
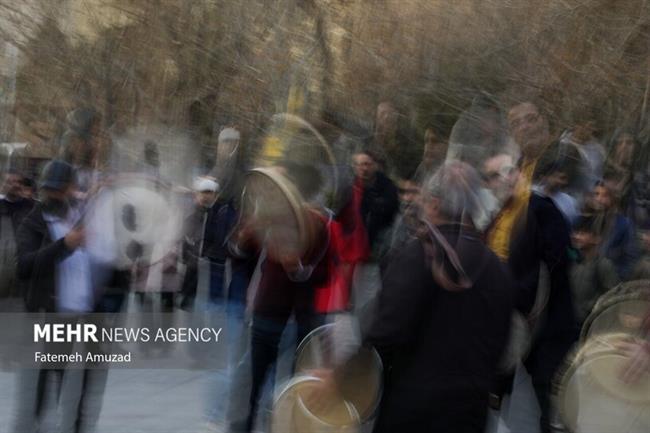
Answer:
[182, 200, 238, 264]
[363, 225, 514, 433]
[0, 198, 35, 233]
[15, 204, 75, 312]
[360, 172, 399, 250]
[508, 193, 579, 385]
[180, 201, 236, 297]
[0, 198, 34, 298]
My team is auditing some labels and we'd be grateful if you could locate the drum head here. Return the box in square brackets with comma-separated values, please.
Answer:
[255, 113, 349, 212]
[295, 324, 383, 422]
[85, 176, 182, 269]
[242, 168, 307, 257]
[581, 286, 650, 342]
[557, 334, 650, 433]
[594, 280, 650, 310]
[272, 376, 359, 433]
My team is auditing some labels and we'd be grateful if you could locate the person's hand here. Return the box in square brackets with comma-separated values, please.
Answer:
[236, 217, 258, 244]
[617, 338, 650, 384]
[64, 226, 86, 250]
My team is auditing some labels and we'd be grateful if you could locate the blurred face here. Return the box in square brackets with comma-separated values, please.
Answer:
[572, 229, 599, 252]
[21, 184, 34, 199]
[545, 171, 569, 193]
[217, 131, 240, 163]
[639, 231, 650, 253]
[353, 153, 377, 184]
[376, 102, 398, 136]
[572, 120, 596, 144]
[483, 154, 518, 203]
[420, 194, 444, 226]
[398, 179, 420, 209]
[4, 174, 24, 199]
[508, 102, 549, 159]
[615, 133, 635, 167]
[592, 185, 612, 211]
[195, 190, 217, 208]
[422, 129, 446, 166]
[43, 184, 75, 202]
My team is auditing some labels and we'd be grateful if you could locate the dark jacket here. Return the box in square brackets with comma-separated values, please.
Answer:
[181, 200, 238, 299]
[360, 172, 399, 250]
[0, 198, 35, 233]
[16, 204, 75, 312]
[252, 211, 330, 321]
[508, 193, 579, 384]
[0, 198, 35, 298]
[600, 212, 638, 280]
[182, 200, 238, 264]
[363, 226, 514, 433]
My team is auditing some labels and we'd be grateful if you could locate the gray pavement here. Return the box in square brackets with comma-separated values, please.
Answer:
[0, 369, 214, 433]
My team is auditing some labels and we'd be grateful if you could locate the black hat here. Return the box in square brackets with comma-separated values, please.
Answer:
[39, 160, 76, 191]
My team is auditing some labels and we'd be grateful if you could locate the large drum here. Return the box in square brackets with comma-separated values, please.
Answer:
[555, 333, 650, 433]
[271, 376, 360, 433]
[84, 175, 184, 270]
[241, 167, 322, 261]
[581, 280, 650, 342]
[272, 324, 383, 433]
[254, 113, 350, 213]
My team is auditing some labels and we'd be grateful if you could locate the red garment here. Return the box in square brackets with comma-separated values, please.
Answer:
[314, 181, 370, 313]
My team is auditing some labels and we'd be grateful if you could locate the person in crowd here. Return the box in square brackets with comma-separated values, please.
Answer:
[366, 100, 419, 178]
[447, 92, 510, 169]
[0, 170, 35, 301]
[445, 94, 514, 231]
[352, 150, 399, 253]
[12, 160, 107, 433]
[181, 176, 237, 308]
[587, 178, 639, 280]
[60, 107, 103, 196]
[228, 163, 330, 433]
[487, 99, 578, 433]
[605, 129, 650, 223]
[210, 126, 244, 202]
[414, 126, 448, 182]
[349, 150, 399, 313]
[569, 215, 620, 324]
[531, 142, 582, 225]
[380, 173, 423, 260]
[20, 177, 36, 201]
[1, 170, 35, 234]
[205, 125, 254, 311]
[473, 152, 518, 231]
[180, 175, 250, 429]
[482, 153, 519, 208]
[560, 109, 607, 194]
[311, 161, 514, 433]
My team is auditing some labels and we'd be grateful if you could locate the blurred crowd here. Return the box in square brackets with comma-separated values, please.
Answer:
[1, 95, 650, 433]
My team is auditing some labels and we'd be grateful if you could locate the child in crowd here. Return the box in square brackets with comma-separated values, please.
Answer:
[570, 215, 620, 324]
[587, 179, 639, 280]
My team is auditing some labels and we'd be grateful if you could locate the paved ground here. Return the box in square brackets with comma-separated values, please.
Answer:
[0, 365, 543, 433]
[0, 369, 214, 433]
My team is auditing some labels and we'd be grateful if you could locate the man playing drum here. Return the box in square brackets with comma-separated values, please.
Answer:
[310, 161, 514, 433]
